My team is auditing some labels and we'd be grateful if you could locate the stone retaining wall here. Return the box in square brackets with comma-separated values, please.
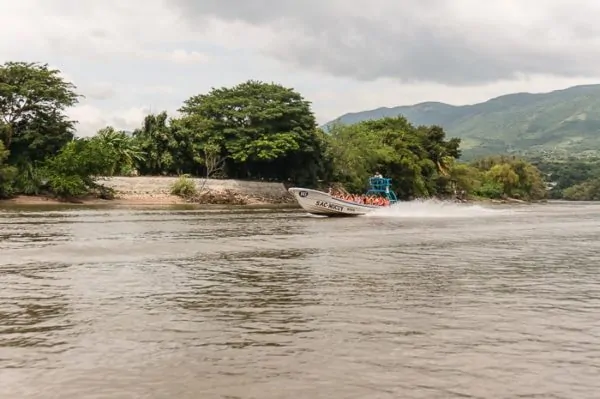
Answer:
[98, 176, 291, 199]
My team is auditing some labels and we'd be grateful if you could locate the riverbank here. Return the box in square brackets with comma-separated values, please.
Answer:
[0, 176, 546, 207]
[0, 177, 297, 206]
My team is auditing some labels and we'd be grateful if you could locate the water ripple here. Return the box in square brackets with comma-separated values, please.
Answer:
[1, 203, 600, 398]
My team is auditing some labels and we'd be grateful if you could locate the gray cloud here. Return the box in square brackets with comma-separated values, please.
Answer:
[84, 83, 117, 100]
[170, 0, 600, 85]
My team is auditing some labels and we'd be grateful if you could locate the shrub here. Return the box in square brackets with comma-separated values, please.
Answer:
[170, 175, 197, 198]
[474, 181, 504, 199]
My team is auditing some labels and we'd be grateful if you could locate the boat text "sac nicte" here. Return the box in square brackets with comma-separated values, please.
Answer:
[315, 200, 354, 212]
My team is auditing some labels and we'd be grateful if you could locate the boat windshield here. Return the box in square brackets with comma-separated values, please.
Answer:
[366, 177, 398, 202]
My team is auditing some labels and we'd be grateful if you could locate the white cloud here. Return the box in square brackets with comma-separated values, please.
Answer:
[140, 49, 213, 64]
[83, 83, 117, 100]
[68, 105, 152, 137]
[2, 0, 600, 134]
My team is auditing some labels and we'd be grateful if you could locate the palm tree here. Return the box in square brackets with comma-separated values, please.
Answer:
[95, 127, 145, 175]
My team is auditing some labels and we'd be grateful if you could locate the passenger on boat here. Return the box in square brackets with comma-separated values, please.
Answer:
[331, 193, 389, 206]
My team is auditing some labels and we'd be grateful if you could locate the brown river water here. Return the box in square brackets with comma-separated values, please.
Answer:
[1, 201, 600, 398]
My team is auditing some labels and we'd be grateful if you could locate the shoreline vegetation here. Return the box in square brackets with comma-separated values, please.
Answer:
[0, 176, 536, 207]
[0, 192, 536, 207]
[1, 61, 599, 206]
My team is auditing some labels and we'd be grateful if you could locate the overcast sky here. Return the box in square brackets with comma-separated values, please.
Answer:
[2, 0, 600, 136]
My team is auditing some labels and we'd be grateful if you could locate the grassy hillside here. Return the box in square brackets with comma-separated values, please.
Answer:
[323, 85, 600, 160]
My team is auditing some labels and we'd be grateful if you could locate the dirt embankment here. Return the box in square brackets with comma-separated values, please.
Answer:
[1, 177, 296, 206]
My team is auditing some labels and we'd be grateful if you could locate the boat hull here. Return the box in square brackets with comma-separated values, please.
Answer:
[288, 187, 381, 217]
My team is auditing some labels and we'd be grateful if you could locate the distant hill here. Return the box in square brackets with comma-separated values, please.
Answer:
[323, 85, 600, 160]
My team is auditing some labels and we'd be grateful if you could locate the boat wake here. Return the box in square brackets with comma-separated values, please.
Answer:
[367, 199, 511, 218]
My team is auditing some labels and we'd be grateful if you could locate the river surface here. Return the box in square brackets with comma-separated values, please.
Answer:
[1, 201, 600, 398]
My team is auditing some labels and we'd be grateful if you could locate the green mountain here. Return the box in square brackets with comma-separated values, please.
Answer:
[323, 84, 600, 160]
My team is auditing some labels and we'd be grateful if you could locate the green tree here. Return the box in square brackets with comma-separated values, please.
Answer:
[0, 61, 80, 163]
[179, 80, 330, 184]
[93, 127, 145, 175]
[42, 138, 115, 198]
[132, 111, 176, 175]
[327, 117, 461, 199]
[533, 159, 600, 199]
[446, 161, 483, 196]
[168, 115, 222, 177]
[0, 141, 17, 198]
[562, 178, 600, 200]
[486, 163, 520, 195]
[471, 155, 546, 200]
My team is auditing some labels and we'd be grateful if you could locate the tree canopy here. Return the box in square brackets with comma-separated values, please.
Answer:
[0, 141, 17, 198]
[327, 117, 461, 199]
[178, 80, 330, 185]
[469, 155, 547, 200]
[0, 61, 79, 164]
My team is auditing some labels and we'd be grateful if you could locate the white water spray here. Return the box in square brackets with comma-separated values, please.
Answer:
[366, 199, 512, 218]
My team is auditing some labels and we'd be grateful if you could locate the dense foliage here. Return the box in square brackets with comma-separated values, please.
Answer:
[327, 119, 548, 201]
[0, 61, 79, 164]
[561, 179, 600, 201]
[0, 141, 17, 198]
[0, 60, 595, 202]
[531, 158, 600, 200]
[327, 118, 460, 199]
[468, 155, 547, 200]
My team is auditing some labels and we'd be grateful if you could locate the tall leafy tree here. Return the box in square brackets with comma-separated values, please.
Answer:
[93, 127, 145, 175]
[179, 80, 330, 184]
[0, 141, 17, 198]
[132, 112, 176, 175]
[0, 62, 80, 163]
[327, 116, 462, 199]
[168, 115, 226, 177]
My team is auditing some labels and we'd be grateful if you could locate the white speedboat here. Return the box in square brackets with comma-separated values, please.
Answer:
[288, 177, 398, 217]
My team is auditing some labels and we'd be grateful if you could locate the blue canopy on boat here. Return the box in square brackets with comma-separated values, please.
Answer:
[365, 177, 398, 203]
